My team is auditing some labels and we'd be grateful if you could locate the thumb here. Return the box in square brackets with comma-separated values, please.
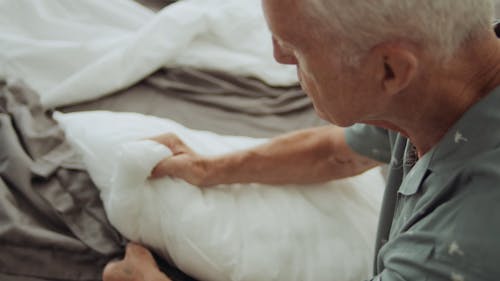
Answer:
[102, 260, 129, 281]
[150, 156, 181, 179]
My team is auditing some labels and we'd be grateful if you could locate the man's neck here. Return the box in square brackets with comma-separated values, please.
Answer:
[382, 32, 500, 157]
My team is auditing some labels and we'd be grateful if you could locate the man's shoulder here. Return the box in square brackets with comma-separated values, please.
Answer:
[431, 144, 500, 187]
[432, 146, 500, 250]
[457, 145, 500, 189]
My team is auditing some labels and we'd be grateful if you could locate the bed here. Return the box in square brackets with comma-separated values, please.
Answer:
[0, 1, 385, 280]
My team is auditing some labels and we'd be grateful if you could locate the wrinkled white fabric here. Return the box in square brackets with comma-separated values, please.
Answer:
[54, 111, 384, 281]
[0, 0, 298, 108]
[0, 0, 151, 100]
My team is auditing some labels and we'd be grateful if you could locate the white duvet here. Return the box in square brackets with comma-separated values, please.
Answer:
[54, 111, 384, 281]
[0, 0, 298, 108]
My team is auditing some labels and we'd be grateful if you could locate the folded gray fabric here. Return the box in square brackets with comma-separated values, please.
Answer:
[61, 68, 325, 138]
[147, 68, 310, 115]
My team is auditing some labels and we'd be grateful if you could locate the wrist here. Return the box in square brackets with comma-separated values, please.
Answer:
[201, 152, 244, 187]
[198, 156, 222, 187]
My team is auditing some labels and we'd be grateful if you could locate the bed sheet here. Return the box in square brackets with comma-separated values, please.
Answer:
[0, 16, 326, 280]
[0, 2, 383, 281]
[0, 75, 381, 281]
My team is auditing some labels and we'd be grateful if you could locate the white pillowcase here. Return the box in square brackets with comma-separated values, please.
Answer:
[54, 111, 384, 281]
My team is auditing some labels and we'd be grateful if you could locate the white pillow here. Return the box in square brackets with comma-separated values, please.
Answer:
[54, 111, 384, 281]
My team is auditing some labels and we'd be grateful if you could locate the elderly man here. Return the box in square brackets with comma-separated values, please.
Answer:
[104, 0, 500, 280]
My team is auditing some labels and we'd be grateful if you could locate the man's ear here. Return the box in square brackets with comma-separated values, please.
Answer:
[373, 44, 418, 96]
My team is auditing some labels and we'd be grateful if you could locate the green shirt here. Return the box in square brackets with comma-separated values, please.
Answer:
[345, 85, 500, 280]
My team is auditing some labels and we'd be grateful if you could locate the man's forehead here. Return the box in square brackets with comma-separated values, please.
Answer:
[262, 0, 303, 29]
[263, 0, 316, 44]
[262, 0, 300, 15]
[263, 0, 296, 5]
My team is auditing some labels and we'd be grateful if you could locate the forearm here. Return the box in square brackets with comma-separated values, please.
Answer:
[203, 126, 380, 186]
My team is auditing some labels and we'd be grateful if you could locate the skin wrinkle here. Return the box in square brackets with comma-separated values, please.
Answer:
[372, 36, 499, 156]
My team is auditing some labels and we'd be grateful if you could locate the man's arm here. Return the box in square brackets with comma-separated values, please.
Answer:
[150, 126, 381, 187]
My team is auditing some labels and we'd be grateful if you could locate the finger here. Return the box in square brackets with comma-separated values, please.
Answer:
[126, 242, 152, 257]
[102, 260, 125, 281]
[150, 133, 187, 154]
[150, 157, 185, 179]
[150, 158, 171, 178]
[125, 243, 158, 268]
[103, 260, 120, 272]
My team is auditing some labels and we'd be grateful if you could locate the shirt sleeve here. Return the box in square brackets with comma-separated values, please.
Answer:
[344, 124, 392, 163]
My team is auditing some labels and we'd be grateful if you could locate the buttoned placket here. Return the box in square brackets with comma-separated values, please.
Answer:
[389, 146, 434, 238]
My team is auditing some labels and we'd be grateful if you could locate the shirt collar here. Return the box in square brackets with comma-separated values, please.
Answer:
[427, 85, 500, 172]
[398, 85, 500, 195]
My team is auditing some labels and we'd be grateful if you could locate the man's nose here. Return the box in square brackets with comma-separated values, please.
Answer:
[272, 38, 298, 65]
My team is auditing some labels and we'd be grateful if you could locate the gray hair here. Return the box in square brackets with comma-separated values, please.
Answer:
[304, 0, 495, 62]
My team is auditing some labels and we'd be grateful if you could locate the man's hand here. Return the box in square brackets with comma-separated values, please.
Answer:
[150, 133, 212, 187]
[103, 243, 171, 281]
